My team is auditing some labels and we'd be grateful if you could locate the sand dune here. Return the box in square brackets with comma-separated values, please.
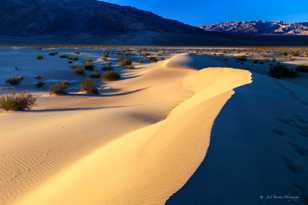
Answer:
[5, 55, 252, 205]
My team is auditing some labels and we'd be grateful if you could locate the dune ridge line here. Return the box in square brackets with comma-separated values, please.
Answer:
[11, 55, 252, 205]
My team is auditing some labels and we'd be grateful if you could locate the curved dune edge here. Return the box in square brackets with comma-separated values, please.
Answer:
[13, 67, 252, 205]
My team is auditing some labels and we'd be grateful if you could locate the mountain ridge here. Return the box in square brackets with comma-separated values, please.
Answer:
[0, 1, 308, 45]
[0, 0, 204, 35]
[201, 21, 308, 36]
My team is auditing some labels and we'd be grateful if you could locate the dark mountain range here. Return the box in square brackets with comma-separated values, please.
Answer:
[0, 0, 203, 35]
[201, 21, 308, 36]
[0, 0, 217, 44]
[0, 1, 308, 45]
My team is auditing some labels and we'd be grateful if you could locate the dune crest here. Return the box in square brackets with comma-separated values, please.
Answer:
[13, 57, 252, 205]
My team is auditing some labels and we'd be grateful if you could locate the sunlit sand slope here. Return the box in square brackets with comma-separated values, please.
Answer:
[12, 57, 251, 205]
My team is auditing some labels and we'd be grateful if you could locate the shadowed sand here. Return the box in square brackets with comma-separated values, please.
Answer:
[4, 54, 252, 205]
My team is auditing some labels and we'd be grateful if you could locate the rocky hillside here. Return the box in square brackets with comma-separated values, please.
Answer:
[0, 0, 216, 44]
[201, 21, 308, 36]
[0, 1, 308, 45]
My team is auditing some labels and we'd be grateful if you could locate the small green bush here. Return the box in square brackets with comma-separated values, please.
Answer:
[80, 79, 99, 94]
[269, 64, 298, 78]
[0, 93, 36, 111]
[49, 81, 69, 95]
[102, 71, 120, 81]
[36, 55, 44, 60]
[6, 76, 24, 86]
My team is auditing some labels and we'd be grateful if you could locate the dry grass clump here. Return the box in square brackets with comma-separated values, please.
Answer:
[102, 71, 120, 81]
[0, 93, 36, 111]
[49, 81, 69, 95]
[6, 76, 24, 86]
[80, 79, 99, 94]
[119, 58, 132, 67]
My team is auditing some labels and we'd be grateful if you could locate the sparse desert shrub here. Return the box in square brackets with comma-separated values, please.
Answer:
[49, 51, 58, 56]
[101, 52, 109, 58]
[253, 60, 264, 64]
[68, 56, 79, 61]
[101, 53, 109, 61]
[236, 55, 247, 62]
[36, 80, 45, 88]
[0, 93, 36, 111]
[6, 76, 24, 86]
[119, 58, 132, 67]
[102, 71, 120, 81]
[59, 54, 66, 58]
[84, 61, 95, 71]
[125, 65, 135, 70]
[297, 65, 308, 73]
[49, 81, 69, 95]
[80, 79, 99, 94]
[90, 70, 101, 79]
[71, 64, 82, 70]
[59, 54, 79, 61]
[148, 56, 158, 63]
[35, 75, 43, 81]
[103, 64, 113, 71]
[36, 55, 44, 60]
[292, 50, 301, 57]
[72, 65, 85, 76]
[35, 81, 45, 88]
[143, 52, 151, 57]
[269, 64, 298, 78]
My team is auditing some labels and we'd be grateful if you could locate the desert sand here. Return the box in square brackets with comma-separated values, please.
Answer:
[0, 53, 251, 205]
